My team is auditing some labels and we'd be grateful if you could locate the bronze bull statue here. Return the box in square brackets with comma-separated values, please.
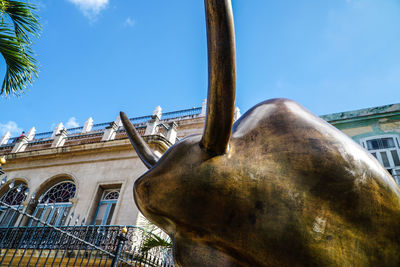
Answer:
[121, 0, 400, 266]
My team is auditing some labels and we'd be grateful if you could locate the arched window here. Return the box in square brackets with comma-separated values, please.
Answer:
[0, 182, 28, 227]
[93, 189, 119, 225]
[361, 135, 400, 184]
[104, 190, 119, 200]
[31, 181, 76, 226]
[40, 181, 76, 204]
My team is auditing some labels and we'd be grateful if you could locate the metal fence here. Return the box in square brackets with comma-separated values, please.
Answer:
[0, 178, 174, 267]
[162, 107, 202, 120]
[34, 131, 54, 141]
[1, 107, 202, 148]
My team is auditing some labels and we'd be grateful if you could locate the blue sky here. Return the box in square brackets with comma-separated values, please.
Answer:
[1, 0, 400, 137]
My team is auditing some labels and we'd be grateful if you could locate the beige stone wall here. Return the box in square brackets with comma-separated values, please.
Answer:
[2, 140, 149, 226]
[0, 116, 206, 227]
[176, 117, 204, 138]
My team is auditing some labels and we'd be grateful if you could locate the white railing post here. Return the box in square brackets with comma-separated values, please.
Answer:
[115, 116, 122, 128]
[11, 136, 28, 153]
[51, 123, 64, 139]
[27, 127, 36, 141]
[201, 99, 207, 117]
[153, 106, 162, 120]
[51, 129, 67, 147]
[82, 117, 93, 133]
[234, 107, 241, 121]
[166, 122, 178, 144]
[0, 132, 10, 145]
[145, 106, 162, 135]
[101, 116, 121, 141]
[145, 116, 159, 135]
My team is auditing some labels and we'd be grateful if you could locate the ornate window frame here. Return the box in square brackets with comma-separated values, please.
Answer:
[0, 182, 28, 227]
[31, 180, 76, 226]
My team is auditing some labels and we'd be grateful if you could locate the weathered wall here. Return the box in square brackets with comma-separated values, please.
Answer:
[2, 139, 148, 226]
[320, 103, 400, 145]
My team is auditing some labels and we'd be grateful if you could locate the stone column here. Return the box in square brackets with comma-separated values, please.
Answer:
[51, 129, 67, 147]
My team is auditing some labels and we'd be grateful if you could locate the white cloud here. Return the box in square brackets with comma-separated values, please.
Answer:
[0, 121, 22, 137]
[67, 0, 109, 20]
[65, 117, 79, 128]
[124, 17, 135, 27]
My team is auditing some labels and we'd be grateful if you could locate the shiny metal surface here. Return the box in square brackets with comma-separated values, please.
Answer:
[120, 111, 159, 168]
[122, 0, 400, 266]
[134, 99, 400, 266]
[201, 0, 236, 156]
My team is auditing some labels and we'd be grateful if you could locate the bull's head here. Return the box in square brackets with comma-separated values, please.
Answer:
[121, 1, 400, 266]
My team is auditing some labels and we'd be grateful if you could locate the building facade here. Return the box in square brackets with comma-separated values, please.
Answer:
[321, 102, 400, 185]
[0, 101, 399, 232]
[0, 105, 207, 229]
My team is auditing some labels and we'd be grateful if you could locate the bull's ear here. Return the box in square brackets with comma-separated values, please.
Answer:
[200, 0, 236, 156]
[120, 111, 160, 169]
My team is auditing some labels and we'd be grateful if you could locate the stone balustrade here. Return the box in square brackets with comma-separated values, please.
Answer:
[0, 103, 215, 155]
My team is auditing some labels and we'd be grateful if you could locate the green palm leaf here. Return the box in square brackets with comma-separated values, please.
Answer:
[0, 0, 40, 96]
[141, 232, 172, 253]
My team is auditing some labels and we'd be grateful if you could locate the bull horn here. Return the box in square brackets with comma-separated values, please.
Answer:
[120, 111, 160, 169]
[200, 0, 236, 156]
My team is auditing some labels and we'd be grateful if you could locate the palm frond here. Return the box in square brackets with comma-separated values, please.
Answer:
[1, 0, 40, 42]
[0, 0, 40, 96]
[140, 232, 172, 253]
[0, 27, 38, 96]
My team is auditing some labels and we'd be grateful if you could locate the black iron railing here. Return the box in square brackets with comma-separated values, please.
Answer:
[0, 179, 174, 267]
[66, 126, 84, 135]
[0, 225, 133, 250]
[3, 107, 202, 146]
[0, 208, 173, 266]
[162, 107, 202, 120]
[130, 115, 153, 125]
[34, 131, 53, 140]
[91, 121, 113, 132]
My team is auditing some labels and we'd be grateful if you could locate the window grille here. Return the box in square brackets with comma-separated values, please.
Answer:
[0, 184, 28, 206]
[362, 135, 400, 185]
[103, 190, 119, 200]
[0, 183, 28, 227]
[39, 181, 76, 204]
[31, 181, 76, 226]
